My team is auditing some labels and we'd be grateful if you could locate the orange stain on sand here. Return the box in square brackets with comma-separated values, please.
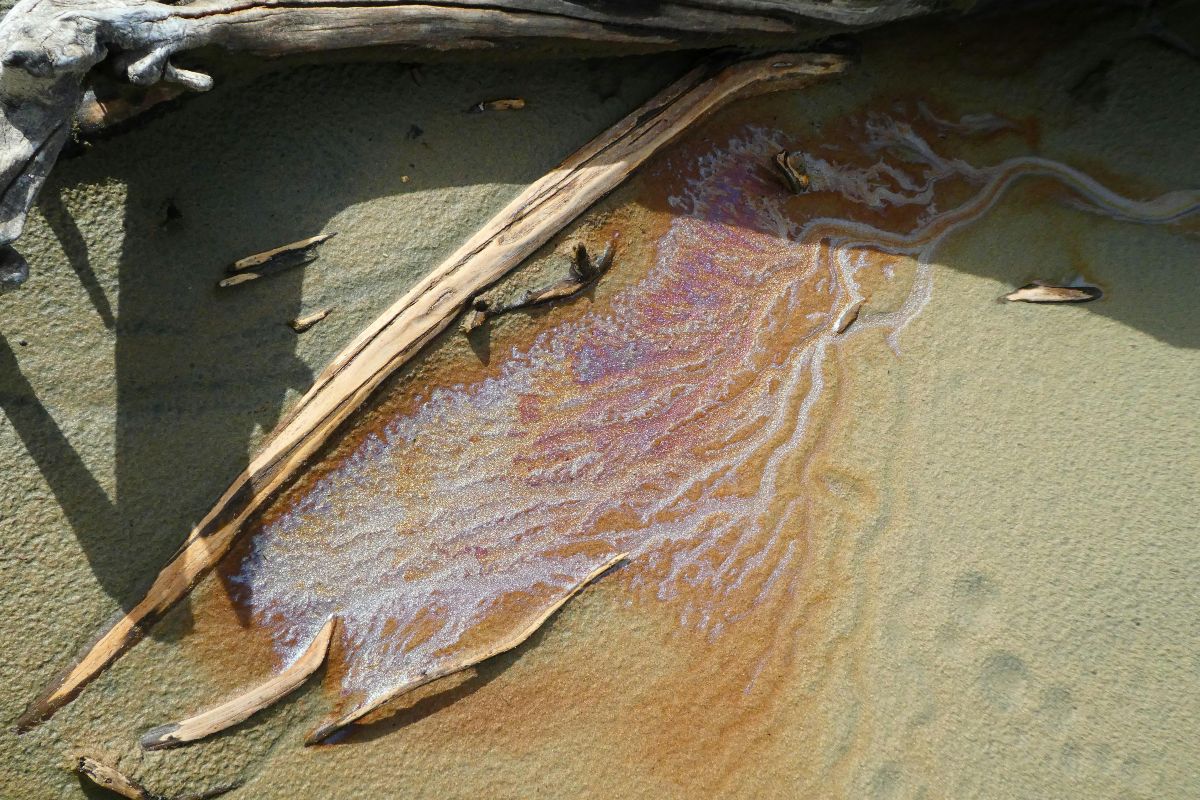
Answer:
[181, 97, 1198, 776]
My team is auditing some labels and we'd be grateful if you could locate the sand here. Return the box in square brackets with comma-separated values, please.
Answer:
[0, 5, 1197, 798]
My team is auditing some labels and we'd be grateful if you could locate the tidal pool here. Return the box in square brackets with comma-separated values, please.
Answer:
[219, 104, 1199, 738]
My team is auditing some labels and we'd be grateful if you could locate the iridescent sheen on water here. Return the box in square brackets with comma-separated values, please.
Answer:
[228, 109, 1200, 727]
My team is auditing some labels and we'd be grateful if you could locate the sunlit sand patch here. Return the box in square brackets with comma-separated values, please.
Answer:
[212, 106, 1199, 737]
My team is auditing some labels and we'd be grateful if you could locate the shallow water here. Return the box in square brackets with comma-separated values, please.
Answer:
[3, 7, 1199, 798]
[224, 103, 1199, 737]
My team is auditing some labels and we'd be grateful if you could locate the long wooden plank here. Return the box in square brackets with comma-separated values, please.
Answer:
[17, 50, 848, 731]
[183, 0, 922, 57]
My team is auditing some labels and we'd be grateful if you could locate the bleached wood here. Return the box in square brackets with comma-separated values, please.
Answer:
[304, 553, 628, 744]
[140, 617, 337, 750]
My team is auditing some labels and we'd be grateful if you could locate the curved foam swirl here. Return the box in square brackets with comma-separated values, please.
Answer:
[227, 112, 1199, 721]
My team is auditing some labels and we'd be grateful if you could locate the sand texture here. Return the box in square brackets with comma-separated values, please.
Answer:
[1, 5, 1198, 798]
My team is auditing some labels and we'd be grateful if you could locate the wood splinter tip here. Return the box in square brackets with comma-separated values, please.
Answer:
[139, 617, 336, 751]
[468, 98, 526, 113]
[1004, 281, 1102, 303]
[833, 298, 864, 334]
[290, 307, 333, 333]
[229, 233, 336, 272]
[219, 233, 336, 288]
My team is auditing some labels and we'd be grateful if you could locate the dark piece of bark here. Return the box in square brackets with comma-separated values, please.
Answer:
[773, 150, 812, 194]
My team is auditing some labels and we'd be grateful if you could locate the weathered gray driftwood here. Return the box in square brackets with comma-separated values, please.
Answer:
[0, 0, 942, 286]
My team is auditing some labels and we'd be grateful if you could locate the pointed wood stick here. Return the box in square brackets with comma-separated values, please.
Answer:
[77, 756, 155, 800]
[140, 617, 337, 751]
[290, 307, 334, 333]
[18, 50, 848, 731]
[468, 98, 526, 113]
[77, 755, 241, 800]
[306, 553, 628, 745]
[216, 233, 336, 288]
[1003, 281, 1102, 303]
[228, 234, 336, 273]
[833, 297, 864, 333]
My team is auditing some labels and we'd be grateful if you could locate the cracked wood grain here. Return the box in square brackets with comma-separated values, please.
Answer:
[16, 49, 850, 731]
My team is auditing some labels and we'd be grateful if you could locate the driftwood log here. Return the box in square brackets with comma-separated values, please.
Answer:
[0, 0, 946, 286]
[18, 48, 849, 732]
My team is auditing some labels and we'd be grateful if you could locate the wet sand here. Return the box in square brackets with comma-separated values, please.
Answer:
[1, 4, 1198, 798]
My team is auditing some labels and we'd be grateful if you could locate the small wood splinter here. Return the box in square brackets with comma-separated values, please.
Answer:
[76, 756, 239, 800]
[462, 240, 615, 334]
[773, 150, 811, 194]
[218, 233, 335, 288]
[1004, 280, 1102, 303]
[468, 98, 526, 113]
[290, 307, 333, 333]
[305, 552, 629, 744]
[140, 617, 337, 751]
[833, 297, 864, 334]
[77, 757, 153, 800]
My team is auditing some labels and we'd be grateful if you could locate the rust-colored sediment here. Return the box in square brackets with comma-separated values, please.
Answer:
[186, 86, 1196, 784]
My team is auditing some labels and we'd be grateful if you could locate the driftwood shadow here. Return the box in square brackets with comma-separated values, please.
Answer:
[3, 3, 1194, 736]
[0, 53, 692, 635]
